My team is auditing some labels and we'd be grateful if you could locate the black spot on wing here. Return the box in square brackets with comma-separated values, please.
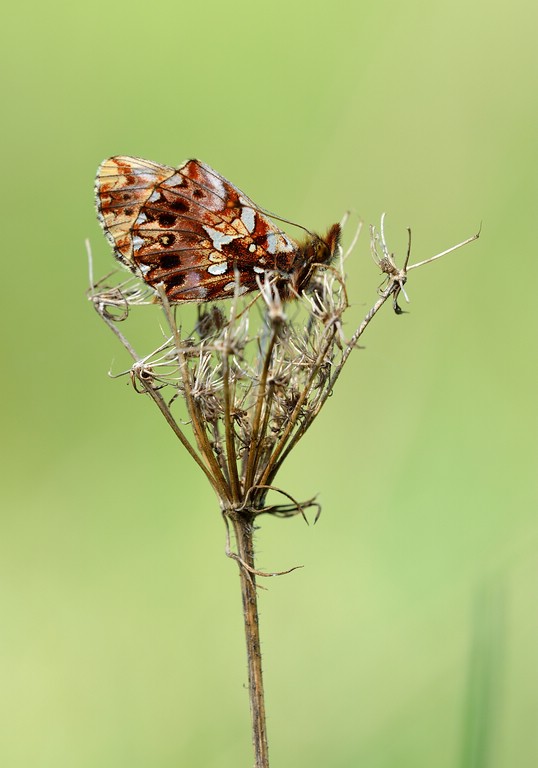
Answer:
[158, 212, 177, 227]
[159, 253, 181, 269]
[164, 273, 186, 289]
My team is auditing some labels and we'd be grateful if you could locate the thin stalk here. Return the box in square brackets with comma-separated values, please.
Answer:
[258, 325, 338, 488]
[157, 286, 231, 500]
[137, 376, 221, 492]
[230, 512, 270, 768]
[265, 291, 392, 485]
[222, 350, 242, 504]
[244, 327, 279, 490]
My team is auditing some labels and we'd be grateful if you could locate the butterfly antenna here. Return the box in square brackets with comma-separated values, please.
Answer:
[248, 202, 315, 239]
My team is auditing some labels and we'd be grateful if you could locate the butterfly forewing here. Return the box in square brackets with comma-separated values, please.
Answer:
[95, 156, 339, 302]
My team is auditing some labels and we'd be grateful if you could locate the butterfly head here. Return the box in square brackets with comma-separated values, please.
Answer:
[282, 222, 341, 299]
[304, 222, 341, 265]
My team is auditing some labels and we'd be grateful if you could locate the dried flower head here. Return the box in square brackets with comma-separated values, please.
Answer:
[89, 216, 478, 533]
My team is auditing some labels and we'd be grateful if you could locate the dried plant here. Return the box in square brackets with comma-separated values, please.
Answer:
[88, 214, 478, 768]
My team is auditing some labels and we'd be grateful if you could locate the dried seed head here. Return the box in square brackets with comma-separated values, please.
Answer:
[90, 215, 478, 515]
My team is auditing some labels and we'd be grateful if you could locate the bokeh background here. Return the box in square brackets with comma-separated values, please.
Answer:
[2, 0, 537, 765]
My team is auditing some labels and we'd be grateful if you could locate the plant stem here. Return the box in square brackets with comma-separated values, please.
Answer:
[231, 512, 270, 768]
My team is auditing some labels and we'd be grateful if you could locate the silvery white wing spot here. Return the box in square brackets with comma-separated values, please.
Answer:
[95, 156, 341, 302]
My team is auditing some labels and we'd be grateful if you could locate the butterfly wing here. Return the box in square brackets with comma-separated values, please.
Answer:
[95, 156, 300, 301]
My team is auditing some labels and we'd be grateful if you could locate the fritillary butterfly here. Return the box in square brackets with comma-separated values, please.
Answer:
[95, 156, 341, 303]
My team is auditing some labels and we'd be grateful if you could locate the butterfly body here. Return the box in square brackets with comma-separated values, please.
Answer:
[95, 156, 340, 302]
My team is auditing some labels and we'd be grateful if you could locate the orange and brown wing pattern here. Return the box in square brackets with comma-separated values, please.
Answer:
[95, 156, 302, 302]
[95, 156, 175, 271]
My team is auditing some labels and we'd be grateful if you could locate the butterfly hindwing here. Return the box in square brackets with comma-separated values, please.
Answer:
[95, 156, 340, 302]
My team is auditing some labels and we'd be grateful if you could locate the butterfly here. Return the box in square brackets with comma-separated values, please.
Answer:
[95, 156, 341, 303]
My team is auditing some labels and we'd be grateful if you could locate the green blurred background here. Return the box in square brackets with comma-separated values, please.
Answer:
[2, 0, 537, 765]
